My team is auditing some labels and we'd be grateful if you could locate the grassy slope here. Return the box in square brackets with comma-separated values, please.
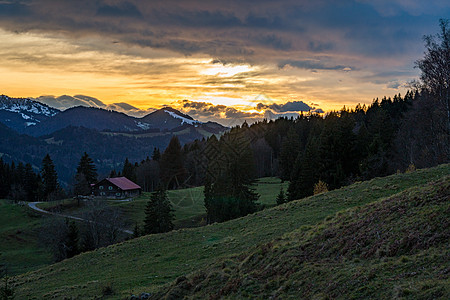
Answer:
[12, 165, 449, 299]
[0, 200, 51, 275]
[154, 176, 450, 299]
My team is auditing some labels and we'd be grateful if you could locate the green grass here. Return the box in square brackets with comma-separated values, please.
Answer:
[0, 200, 51, 276]
[10, 164, 449, 299]
[112, 177, 288, 229]
[154, 175, 450, 299]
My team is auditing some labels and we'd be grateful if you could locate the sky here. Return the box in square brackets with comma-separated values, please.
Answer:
[0, 0, 449, 125]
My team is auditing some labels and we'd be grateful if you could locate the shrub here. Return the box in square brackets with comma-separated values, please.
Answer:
[101, 282, 114, 296]
[313, 180, 329, 195]
[405, 164, 416, 173]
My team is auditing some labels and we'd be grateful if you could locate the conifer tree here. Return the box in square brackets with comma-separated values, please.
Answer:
[151, 147, 161, 161]
[204, 127, 259, 223]
[41, 154, 58, 199]
[143, 186, 174, 234]
[76, 152, 97, 184]
[122, 158, 136, 182]
[159, 136, 186, 189]
[279, 126, 301, 180]
[276, 187, 287, 205]
[66, 220, 80, 258]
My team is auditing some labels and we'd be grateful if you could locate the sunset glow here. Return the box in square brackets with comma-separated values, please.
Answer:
[1, 0, 449, 123]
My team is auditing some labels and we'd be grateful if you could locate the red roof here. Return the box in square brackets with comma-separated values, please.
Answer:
[106, 177, 141, 191]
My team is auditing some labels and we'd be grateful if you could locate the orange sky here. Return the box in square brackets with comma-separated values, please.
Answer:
[1, 0, 445, 117]
[0, 28, 413, 114]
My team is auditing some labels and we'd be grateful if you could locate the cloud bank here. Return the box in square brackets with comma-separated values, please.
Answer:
[34, 95, 154, 117]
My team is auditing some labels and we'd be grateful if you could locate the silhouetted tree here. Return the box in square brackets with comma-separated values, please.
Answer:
[204, 127, 259, 223]
[76, 152, 97, 184]
[151, 147, 161, 161]
[144, 186, 174, 234]
[122, 158, 136, 182]
[276, 187, 287, 205]
[41, 154, 58, 200]
[159, 136, 186, 189]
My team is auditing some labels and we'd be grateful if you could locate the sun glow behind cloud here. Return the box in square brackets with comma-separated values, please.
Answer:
[199, 64, 255, 77]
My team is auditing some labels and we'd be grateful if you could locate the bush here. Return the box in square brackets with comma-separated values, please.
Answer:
[405, 164, 416, 173]
[101, 282, 114, 296]
[0, 273, 15, 300]
[313, 180, 329, 195]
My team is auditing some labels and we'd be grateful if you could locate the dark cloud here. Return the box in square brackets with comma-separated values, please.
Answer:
[96, 2, 142, 18]
[256, 100, 312, 112]
[33, 95, 152, 117]
[0, 1, 30, 17]
[224, 107, 260, 119]
[307, 41, 334, 52]
[279, 60, 351, 71]
[0, 0, 446, 62]
[176, 99, 321, 126]
[313, 108, 324, 114]
[253, 33, 292, 51]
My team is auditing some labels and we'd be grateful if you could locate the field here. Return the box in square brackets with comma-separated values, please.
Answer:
[10, 164, 449, 299]
[0, 177, 287, 276]
[111, 177, 288, 228]
[0, 200, 51, 275]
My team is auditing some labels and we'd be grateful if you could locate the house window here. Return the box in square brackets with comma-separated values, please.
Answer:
[100, 192, 105, 196]
[116, 193, 121, 196]
[108, 186, 113, 190]
[99, 186, 104, 190]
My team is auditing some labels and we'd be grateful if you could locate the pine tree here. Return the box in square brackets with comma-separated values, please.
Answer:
[73, 173, 91, 197]
[276, 187, 287, 205]
[151, 147, 161, 161]
[288, 137, 320, 201]
[204, 127, 259, 223]
[122, 158, 136, 182]
[143, 187, 174, 234]
[279, 126, 301, 180]
[159, 136, 186, 189]
[66, 220, 79, 258]
[41, 154, 58, 199]
[76, 152, 97, 184]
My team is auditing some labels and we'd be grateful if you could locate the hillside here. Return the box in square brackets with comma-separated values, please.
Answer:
[154, 176, 449, 299]
[11, 164, 450, 298]
[27, 106, 143, 136]
[0, 200, 51, 275]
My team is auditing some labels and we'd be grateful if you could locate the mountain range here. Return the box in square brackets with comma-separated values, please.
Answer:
[0, 94, 228, 185]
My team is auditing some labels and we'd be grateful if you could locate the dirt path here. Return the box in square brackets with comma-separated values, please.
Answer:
[28, 202, 133, 235]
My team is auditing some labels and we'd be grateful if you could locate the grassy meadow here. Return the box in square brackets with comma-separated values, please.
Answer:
[112, 177, 288, 228]
[0, 200, 51, 275]
[10, 164, 449, 299]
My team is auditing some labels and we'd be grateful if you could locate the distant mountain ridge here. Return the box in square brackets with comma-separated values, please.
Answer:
[0, 94, 226, 137]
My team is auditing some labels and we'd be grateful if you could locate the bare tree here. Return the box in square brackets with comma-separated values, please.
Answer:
[80, 200, 125, 251]
[415, 18, 450, 160]
[39, 217, 70, 262]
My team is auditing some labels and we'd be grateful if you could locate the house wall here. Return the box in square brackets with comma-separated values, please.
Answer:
[92, 180, 141, 199]
[93, 182, 124, 198]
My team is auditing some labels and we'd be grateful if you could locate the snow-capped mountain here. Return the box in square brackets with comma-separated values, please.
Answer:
[0, 94, 226, 138]
[140, 107, 202, 129]
[0, 95, 60, 132]
[164, 109, 202, 126]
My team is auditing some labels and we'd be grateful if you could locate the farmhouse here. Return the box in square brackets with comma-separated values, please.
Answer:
[92, 177, 141, 198]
